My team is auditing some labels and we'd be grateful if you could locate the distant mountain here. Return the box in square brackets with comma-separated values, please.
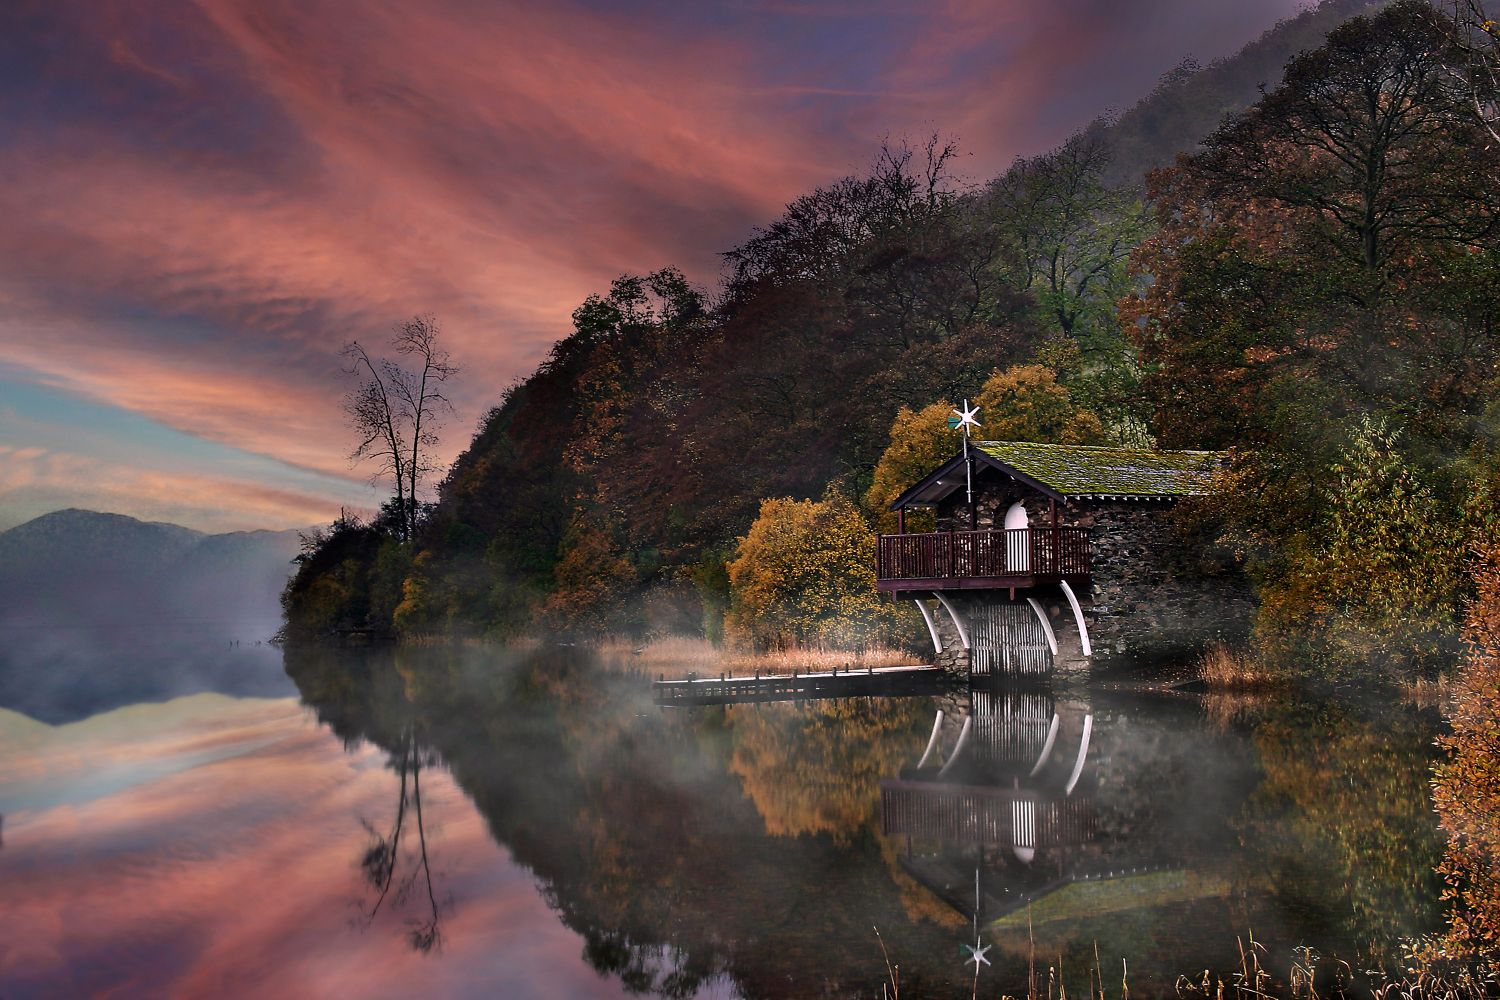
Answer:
[1093, 0, 1389, 186]
[0, 510, 305, 722]
[0, 508, 302, 631]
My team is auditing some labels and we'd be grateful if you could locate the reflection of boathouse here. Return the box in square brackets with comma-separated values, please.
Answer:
[877, 441, 1251, 675]
[881, 689, 1203, 923]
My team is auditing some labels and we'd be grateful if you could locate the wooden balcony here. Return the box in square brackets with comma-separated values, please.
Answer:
[875, 528, 1091, 593]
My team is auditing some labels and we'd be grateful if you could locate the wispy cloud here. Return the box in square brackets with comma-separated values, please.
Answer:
[0, 0, 1307, 528]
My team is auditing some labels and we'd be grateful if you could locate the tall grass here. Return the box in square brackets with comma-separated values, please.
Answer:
[594, 634, 918, 679]
[1197, 643, 1284, 690]
[874, 930, 1497, 1000]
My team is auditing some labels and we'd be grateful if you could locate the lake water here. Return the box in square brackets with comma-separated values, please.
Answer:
[0, 642, 1450, 998]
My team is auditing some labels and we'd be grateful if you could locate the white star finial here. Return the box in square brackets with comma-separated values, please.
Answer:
[952, 400, 980, 435]
[963, 939, 991, 969]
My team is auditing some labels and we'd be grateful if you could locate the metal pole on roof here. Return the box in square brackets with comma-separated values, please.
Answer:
[951, 398, 979, 506]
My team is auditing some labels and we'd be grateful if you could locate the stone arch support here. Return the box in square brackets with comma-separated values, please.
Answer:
[912, 598, 943, 656]
[931, 592, 971, 650]
[1025, 597, 1058, 655]
[1059, 580, 1092, 657]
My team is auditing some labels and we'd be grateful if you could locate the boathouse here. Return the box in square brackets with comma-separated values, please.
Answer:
[879, 441, 1251, 674]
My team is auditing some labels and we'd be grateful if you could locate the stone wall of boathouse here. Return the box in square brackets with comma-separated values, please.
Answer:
[929, 473, 1253, 670]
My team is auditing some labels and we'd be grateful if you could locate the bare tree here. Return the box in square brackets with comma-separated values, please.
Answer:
[343, 315, 459, 542]
[1427, 2, 1500, 144]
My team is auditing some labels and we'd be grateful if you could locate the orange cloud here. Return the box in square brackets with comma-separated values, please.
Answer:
[0, 445, 351, 531]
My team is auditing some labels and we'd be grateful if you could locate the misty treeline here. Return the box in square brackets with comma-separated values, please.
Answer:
[284, 0, 1500, 682]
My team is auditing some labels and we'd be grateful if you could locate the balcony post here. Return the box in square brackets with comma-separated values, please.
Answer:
[897, 507, 905, 534]
[1050, 499, 1059, 575]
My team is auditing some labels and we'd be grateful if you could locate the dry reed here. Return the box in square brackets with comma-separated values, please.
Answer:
[593, 634, 918, 679]
[1197, 643, 1284, 690]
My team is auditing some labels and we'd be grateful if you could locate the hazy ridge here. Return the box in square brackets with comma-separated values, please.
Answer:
[0, 510, 304, 723]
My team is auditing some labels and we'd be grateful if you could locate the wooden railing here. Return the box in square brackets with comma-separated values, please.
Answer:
[876, 528, 1091, 583]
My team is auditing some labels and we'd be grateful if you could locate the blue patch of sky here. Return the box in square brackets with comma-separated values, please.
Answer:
[0, 374, 368, 502]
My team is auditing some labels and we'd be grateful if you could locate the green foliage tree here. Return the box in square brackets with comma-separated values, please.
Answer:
[280, 511, 386, 641]
[988, 133, 1150, 351]
[1254, 418, 1484, 677]
[1125, 0, 1500, 675]
[1128, 0, 1500, 460]
[725, 489, 904, 651]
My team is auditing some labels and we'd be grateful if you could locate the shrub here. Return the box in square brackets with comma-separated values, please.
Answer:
[725, 488, 909, 651]
[1431, 544, 1500, 958]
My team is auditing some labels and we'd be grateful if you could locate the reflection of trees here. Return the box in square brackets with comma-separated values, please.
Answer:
[1431, 548, 1500, 957]
[284, 644, 980, 998]
[727, 698, 929, 841]
[284, 647, 446, 952]
[1235, 699, 1445, 959]
[359, 725, 443, 953]
[283, 644, 1453, 997]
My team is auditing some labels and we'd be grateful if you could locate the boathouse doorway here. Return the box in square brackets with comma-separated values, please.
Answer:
[1003, 502, 1029, 572]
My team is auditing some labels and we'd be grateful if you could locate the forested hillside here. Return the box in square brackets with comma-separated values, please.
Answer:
[284, 0, 1500, 680]
[1092, 0, 1389, 185]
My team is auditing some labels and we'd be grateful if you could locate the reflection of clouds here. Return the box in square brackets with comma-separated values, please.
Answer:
[1, 0, 1306, 528]
[0, 695, 697, 998]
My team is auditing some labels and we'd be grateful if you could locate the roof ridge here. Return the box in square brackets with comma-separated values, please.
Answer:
[974, 439, 1223, 456]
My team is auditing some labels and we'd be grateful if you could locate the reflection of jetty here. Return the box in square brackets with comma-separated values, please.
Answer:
[652, 664, 948, 706]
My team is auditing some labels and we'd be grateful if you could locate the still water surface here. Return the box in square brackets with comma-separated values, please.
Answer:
[0, 642, 1447, 998]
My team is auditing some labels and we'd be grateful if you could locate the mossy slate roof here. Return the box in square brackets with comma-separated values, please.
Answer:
[974, 441, 1223, 498]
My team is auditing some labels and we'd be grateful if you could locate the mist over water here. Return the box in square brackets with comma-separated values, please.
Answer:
[0, 643, 1449, 998]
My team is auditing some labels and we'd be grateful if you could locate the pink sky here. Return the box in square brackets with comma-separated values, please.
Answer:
[0, 694, 741, 997]
[0, 0, 1310, 531]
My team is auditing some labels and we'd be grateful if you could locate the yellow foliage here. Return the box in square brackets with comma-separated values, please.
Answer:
[973, 364, 1106, 445]
[863, 401, 955, 533]
[725, 488, 906, 650]
[391, 551, 433, 634]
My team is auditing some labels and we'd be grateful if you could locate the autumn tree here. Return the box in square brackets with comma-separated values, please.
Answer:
[973, 364, 1107, 445]
[343, 315, 459, 542]
[1432, 543, 1500, 957]
[1129, 0, 1500, 457]
[542, 512, 640, 635]
[1125, 1, 1500, 670]
[725, 489, 905, 651]
[863, 401, 956, 533]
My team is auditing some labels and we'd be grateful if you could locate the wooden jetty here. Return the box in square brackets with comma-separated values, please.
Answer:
[652, 664, 949, 706]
